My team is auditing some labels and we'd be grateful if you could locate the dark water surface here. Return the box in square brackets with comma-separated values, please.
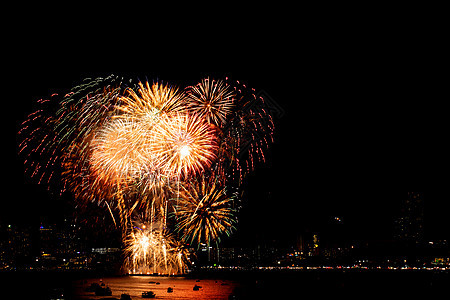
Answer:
[74, 275, 237, 299]
[1, 269, 448, 299]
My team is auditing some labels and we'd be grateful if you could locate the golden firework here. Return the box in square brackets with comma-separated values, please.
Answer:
[124, 225, 187, 275]
[118, 81, 186, 122]
[20, 76, 275, 275]
[174, 176, 237, 247]
[151, 113, 218, 179]
[186, 78, 235, 126]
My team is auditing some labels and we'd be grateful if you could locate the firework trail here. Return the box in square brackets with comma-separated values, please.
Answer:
[19, 75, 275, 274]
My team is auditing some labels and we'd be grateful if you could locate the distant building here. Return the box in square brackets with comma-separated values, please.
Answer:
[219, 247, 235, 264]
[0, 224, 33, 270]
[394, 192, 424, 243]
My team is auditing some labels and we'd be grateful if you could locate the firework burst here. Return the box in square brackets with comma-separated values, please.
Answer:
[19, 75, 275, 275]
[174, 176, 237, 247]
[151, 113, 218, 179]
[186, 78, 235, 126]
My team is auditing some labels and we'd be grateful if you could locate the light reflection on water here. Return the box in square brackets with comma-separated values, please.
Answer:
[74, 276, 238, 300]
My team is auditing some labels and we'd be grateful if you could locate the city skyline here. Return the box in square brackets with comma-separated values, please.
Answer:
[4, 39, 449, 275]
[1, 203, 449, 273]
[1, 192, 448, 247]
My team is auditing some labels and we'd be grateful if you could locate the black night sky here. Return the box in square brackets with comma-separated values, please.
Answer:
[3, 12, 449, 248]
